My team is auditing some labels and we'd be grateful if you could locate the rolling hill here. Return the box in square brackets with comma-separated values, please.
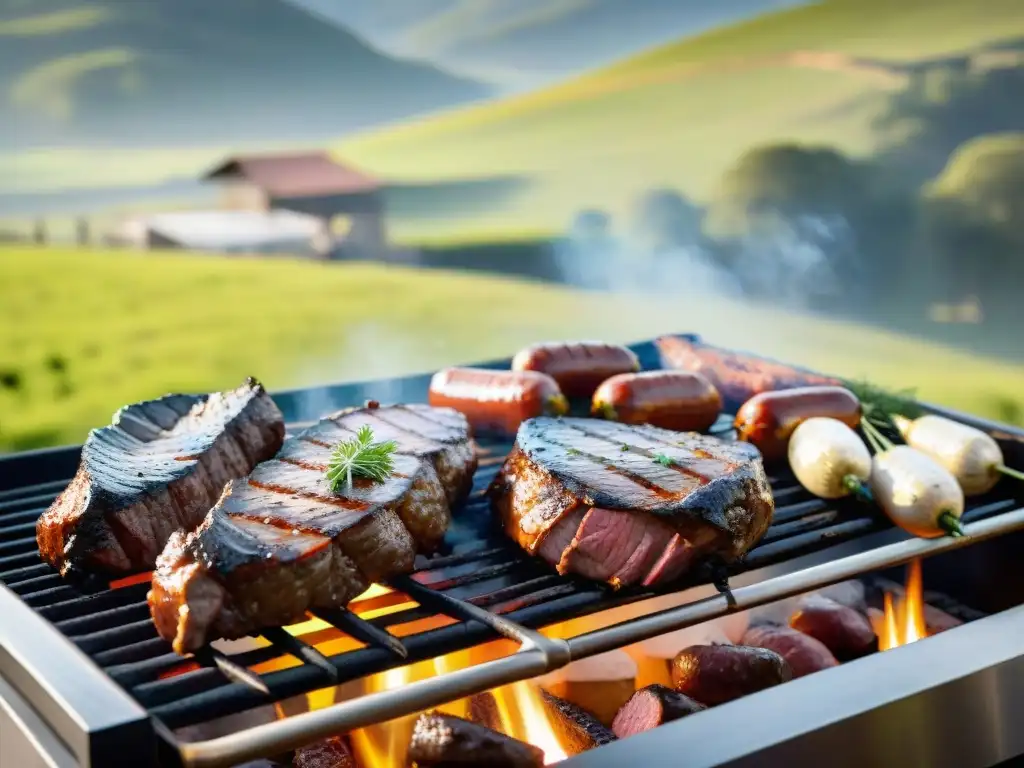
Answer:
[0, 0, 490, 151]
[291, 0, 807, 90]
[332, 0, 1024, 240]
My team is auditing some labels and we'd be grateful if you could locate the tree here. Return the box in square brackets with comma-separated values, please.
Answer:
[703, 143, 904, 310]
[629, 188, 703, 253]
[920, 132, 1024, 326]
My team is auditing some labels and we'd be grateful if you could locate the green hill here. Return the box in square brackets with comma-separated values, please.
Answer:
[0, 0, 489, 152]
[2, 244, 1024, 451]
[334, 0, 1024, 240]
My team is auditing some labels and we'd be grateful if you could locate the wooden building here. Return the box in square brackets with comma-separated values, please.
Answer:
[202, 151, 386, 258]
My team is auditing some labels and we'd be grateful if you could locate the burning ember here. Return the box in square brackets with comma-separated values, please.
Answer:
[876, 560, 928, 651]
[348, 658, 566, 766]
[493, 682, 569, 764]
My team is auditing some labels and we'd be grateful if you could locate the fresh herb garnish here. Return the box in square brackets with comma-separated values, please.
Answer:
[566, 447, 582, 456]
[325, 425, 397, 491]
[842, 379, 923, 428]
[620, 444, 630, 452]
[653, 453, 674, 467]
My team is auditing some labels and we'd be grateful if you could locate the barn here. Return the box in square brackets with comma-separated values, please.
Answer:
[201, 151, 386, 258]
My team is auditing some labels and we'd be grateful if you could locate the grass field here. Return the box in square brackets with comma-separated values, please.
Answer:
[2, 244, 1023, 452]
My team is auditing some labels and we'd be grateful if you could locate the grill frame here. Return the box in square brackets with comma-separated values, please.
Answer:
[2, 333, 1024, 768]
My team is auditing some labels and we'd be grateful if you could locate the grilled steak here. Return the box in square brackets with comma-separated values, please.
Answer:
[655, 336, 840, 406]
[37, 379, 284, 577]
[149, 402, 475, 653]
[489, 417, 773, 588]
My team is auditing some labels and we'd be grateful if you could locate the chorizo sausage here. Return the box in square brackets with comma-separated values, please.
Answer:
[512, 341, 640, 398]
[428, 367, 568, 436]
[734, 386, 861, 462]
[591, 371, 722, 432]
[670, 644, 792, 706]
[741, 625, 839, 678]
[789, 594, 877, 660]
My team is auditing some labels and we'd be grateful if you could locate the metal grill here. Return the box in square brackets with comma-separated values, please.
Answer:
[2, 335, 1024, 768]
[1, 432, 1020, 734]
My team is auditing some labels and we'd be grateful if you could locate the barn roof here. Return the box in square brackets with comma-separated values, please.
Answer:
[202, 151, 380, 197]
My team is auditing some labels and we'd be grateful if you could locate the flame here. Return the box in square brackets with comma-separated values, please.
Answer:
[493, 682, 568, 765]
[877, 559, 928, 651]
[349, 662, 417, 768]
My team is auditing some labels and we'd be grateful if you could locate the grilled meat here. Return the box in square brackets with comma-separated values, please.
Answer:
[37, 379, 284, 577]
[655, 336, 840, 406]
[407, 712, 544, 767]
[540, 690, 616, 755]
[489, 417, 773, 588]
[149, 402, 475, 654]
[293, 736, 355, 768]
[612, 685, 705, 739]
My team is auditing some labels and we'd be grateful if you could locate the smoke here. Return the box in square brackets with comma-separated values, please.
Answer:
[553, 206, 859, 313]
[727, 213, 859, 309]
[287, 322, 438, 423]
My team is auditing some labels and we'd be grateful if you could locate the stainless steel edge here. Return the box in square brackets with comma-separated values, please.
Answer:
[566, 603, 1024, 768]
[176, 508, 1024, 768]
[0, 584, 156, 767]
[0, 675, 78, 768]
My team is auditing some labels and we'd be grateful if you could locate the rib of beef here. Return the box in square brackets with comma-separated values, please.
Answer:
[148, 402, 476, 654]
[37, 379, 285, 577]
[489, 417, 773, 588]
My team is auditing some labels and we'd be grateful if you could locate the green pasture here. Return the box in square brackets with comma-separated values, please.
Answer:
[2, 245, 1022, 452]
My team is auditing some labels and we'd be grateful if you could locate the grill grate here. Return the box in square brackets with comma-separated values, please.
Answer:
[3, 335, 1024, 768]
[1, 427, 1020, 735]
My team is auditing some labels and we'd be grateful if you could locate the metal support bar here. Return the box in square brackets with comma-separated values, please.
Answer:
[261, 628, 339, 684]
[312, 607, 409, 660]
[195, 648, 269, 696]
[175, 506, 1024, 768]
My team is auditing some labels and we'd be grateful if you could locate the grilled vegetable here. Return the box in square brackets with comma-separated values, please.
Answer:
[734, 386, 861, 462]
[428, 367, 568, 436]
[862, 420, 965, 538]
[787, 417, 872, 501]
[591, 370, 722, 431]
[893, 414, 1024, 496]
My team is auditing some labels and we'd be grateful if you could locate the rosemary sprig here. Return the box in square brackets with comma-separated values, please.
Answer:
[325, 425, 397, 492]
[842, 378, 923, 429]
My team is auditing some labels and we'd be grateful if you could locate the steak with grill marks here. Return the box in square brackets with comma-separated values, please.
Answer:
[488, 417, 773, 588]
[148, 402, 476, 654]
[37, 379, 284, 577]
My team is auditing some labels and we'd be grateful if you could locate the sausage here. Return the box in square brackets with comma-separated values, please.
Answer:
[612, 685, 706, 738]
[408, 712, 544, 767]
[734, 386, 861, 462]
[428, 367, 568, 436]
[741, 625, 839, 678]
[512, 341, 640, 398]
[670, 644, 792, 706]
[591, 371, 722, 432]
[789, 594, 877, 660]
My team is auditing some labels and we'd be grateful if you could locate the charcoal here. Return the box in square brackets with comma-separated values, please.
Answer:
[468, 692, 503, 732]
[293, 736, 355, 768]
[408, 712, 543, 767]
[540, 690, 616, 755]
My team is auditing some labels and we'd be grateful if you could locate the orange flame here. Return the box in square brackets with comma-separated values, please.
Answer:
[877, 559, 928, 651]
[493, 682, 568, 765]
